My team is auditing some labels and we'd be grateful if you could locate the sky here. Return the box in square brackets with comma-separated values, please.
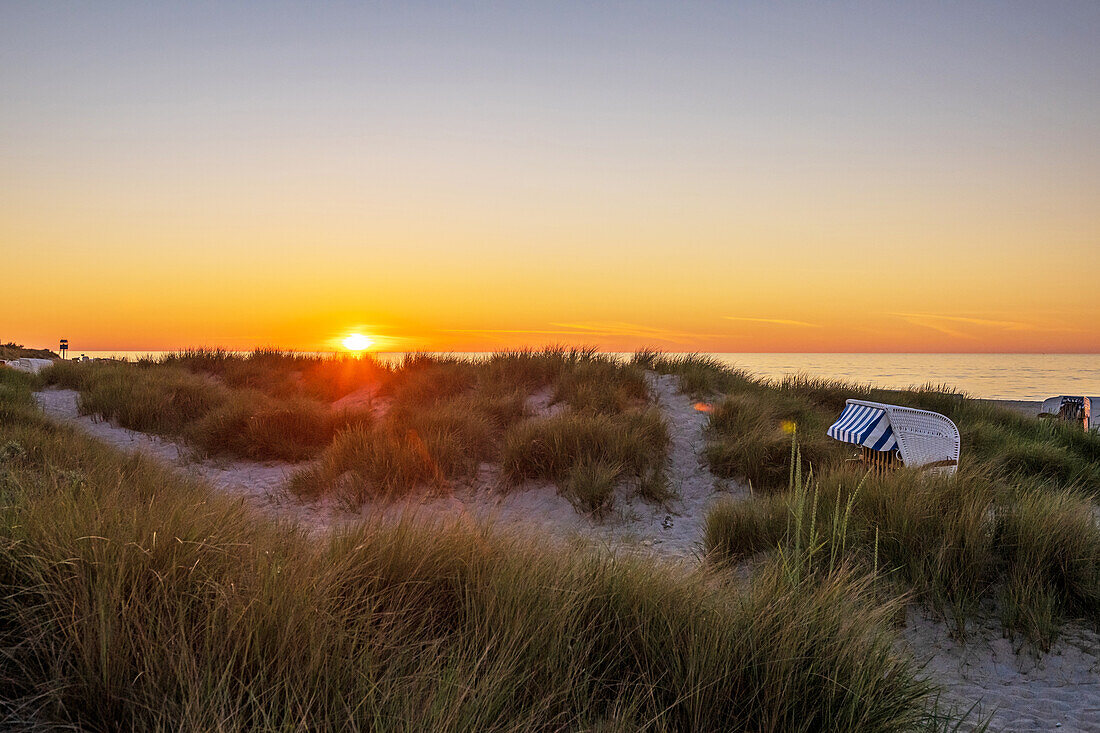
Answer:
[2, 1, 1098, 353]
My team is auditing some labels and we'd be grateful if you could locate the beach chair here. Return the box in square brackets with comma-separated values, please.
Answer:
[9, 358, 54, 374]
[827, 399, 960, 476]
[1039, 396, 1091, 432]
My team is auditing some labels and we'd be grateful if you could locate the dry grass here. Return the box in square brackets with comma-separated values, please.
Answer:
[0, 342, 59, 361]
[39, 349, 674, 514]
[39, 360, 353, 461]
[164, 347, 394, 401]
[502, 407, 673, 510]
[706, 437, 1100, 648]
[289, 402, 498, 503]
[0, 366, 952, 731]
[290, 349, 674, 513]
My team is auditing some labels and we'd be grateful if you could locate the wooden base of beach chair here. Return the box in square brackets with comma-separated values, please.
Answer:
[859, 446, 901, 476]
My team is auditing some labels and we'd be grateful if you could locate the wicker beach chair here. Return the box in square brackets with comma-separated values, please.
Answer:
[827, 399, 960, 476]
[1040, 396, 1091, 432]
[5, 358, 54, 374]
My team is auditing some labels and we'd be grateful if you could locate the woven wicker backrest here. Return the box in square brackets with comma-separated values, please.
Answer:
[846, 400, 960, 475]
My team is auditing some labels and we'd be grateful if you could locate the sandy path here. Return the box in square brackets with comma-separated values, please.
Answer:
[638, 372, 741, 555]
[33, 389, 338, 529]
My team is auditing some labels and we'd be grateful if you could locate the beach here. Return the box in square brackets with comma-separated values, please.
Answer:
[24, 351, 1100, 731]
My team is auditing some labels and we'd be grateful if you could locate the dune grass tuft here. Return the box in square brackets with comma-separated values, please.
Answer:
[632, 349, 756, 397]
[288, 401, 498, 503]
[501, 407, 672, 510]
[185, 391, 353, 461]
[703, 393, 847, 493]
[994, 485, 1100, 647]
[562, 457, 622, 516]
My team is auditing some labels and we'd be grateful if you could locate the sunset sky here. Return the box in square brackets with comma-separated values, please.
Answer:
[2, 2, 1098, 353]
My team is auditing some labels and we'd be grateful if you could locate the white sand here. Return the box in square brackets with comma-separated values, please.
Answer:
[32, 382, 1100, 729]
[903, 606, 1100, 731]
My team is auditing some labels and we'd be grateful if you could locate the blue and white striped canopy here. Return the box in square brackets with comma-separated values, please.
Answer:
[827, 403, 898, 452]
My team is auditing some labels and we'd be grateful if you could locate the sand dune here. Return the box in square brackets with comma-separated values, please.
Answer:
[32, 381, 1100, 731]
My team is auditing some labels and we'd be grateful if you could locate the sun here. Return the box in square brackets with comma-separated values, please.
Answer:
[342, 333, 373, 352]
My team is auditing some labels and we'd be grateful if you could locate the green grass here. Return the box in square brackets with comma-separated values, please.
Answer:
[0, 366, 954, 731]
[705, 436, 1100, 648]
[704, 491, 790, 563]
[501, 408, 672, 509]
[287, 349, 674, 514]
[668, 354, 1100, 648]
[39, 360, 351, 461]
[637, 350, 1100, 494]
[994, 485, 1100, 646]
[39, 349, 674, 514]
[703, 395, 847, 493]
[163, 347, 394, 401]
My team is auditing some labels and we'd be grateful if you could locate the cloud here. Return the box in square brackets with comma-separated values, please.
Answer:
[889, 313, 1040, 339]
[723, 316, 820, 328]
[891, 313, 1035, 330]
[554, 321, 726, 344]
[441, 328, 594, 337]
[443, 321, 723, 345]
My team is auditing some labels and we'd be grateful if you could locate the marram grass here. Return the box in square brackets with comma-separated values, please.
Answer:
[705, 433, 1100, 648]
[0, 367, 954, 731]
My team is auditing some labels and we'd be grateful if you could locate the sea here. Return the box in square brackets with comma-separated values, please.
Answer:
[67, 351, 1100, 403]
